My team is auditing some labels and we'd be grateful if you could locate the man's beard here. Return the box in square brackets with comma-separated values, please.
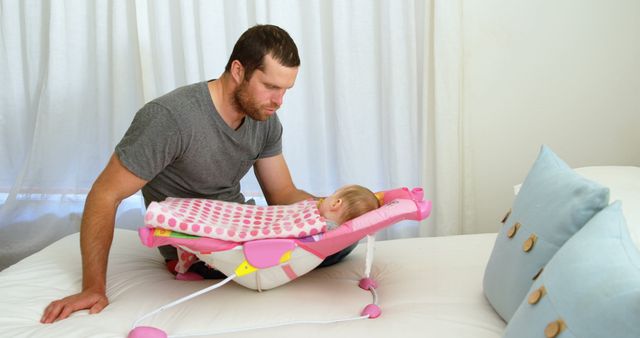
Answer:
[232, 80, 278, 122]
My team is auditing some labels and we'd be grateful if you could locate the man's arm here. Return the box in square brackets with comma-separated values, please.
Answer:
[253, 154, 314, 205]
[41, 153, 147, 323]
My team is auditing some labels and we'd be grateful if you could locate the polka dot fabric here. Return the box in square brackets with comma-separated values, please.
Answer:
[145, 198, 328, 242]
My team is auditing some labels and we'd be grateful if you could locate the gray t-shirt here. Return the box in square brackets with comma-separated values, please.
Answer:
[115, 80, 282, 206]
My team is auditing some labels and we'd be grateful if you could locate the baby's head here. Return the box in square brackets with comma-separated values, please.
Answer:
[318, 185, 379, 225]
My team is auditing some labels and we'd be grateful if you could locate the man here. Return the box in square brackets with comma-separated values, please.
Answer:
[41, 24, 323, 323]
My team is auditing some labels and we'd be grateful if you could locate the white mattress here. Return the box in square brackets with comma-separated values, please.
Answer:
[0, 229, 505, 338]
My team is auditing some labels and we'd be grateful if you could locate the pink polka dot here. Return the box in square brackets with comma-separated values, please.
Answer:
[216, 228, 224, 235]
[298, 231, 307, 237]
[239, 232, 247, 239]
[156, 214, 165, 224]
[304, 213, 311, 219]
[145, 212, 154, 221]
[254, 221, 262, 225]
[161, 207, 169, 213]
[250, 230, 259, 236]
[296, 222, 305, 228]
[236, 206, 243, 211]
[262, 228, 271, 235]
[294, 218, 301, 224]
[274, 227, 282, 235]
[306, 219, 316, 225]
[179, 222, 188, 231]
[168, 218, 177, 227]
[192, 224, 200, 232]
[265, 217, 273, 221]
[243, 219, 251, 225]
[310, 228, 318, 235]
[215, 206, 222, 211]
[204, 226, 212, 234]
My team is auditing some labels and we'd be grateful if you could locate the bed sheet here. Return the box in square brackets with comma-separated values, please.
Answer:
[0, 229, 504, 338]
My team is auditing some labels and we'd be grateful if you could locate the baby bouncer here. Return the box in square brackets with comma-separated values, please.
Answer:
[129, 187, 432, 338]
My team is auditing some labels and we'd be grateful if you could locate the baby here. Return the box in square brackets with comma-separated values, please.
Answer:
[317, 184, 380, 230]
[150, 184, 379, 279]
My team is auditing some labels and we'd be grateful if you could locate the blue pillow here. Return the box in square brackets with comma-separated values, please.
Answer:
[504, 201, 640, 338]
[483, 145, 609, 321]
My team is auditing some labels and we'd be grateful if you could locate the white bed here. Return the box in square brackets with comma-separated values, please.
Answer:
[0, 230, 504, 338]
[1, 165, 637, 338]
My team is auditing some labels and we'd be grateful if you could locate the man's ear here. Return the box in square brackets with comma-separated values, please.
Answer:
[230, 60, 245, 83]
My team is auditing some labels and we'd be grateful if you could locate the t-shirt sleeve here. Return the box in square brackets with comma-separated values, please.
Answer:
[115, 102, 182, 181]
[258, 113, 283, 159]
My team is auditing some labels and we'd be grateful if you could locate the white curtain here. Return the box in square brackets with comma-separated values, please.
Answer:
[0, 0, 464, 271]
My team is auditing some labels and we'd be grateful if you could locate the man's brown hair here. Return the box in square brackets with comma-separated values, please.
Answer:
[225, 24, 300, 80]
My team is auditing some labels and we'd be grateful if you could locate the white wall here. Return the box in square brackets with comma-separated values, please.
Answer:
[462, 1, 640, 233]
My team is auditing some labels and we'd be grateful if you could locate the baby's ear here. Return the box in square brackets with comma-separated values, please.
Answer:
[331, 198, 343, 210]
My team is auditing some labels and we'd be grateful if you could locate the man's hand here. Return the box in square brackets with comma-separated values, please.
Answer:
[40, 153, 147, 324]
[40, 290, 108, 323]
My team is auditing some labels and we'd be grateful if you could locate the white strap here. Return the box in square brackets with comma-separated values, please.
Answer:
[132, 274, 237, 329]
[169, 315, 369, 337]
[364, 235, 376, 278]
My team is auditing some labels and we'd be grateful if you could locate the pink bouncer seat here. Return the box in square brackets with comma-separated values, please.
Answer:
[130, 187, 432, 338]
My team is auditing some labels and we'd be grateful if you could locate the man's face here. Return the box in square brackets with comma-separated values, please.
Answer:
[233, 54, 298, 121]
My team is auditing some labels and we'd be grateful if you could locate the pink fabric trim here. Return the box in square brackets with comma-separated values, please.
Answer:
[175, 247, 198, 273]
[281, 264, 298, 280]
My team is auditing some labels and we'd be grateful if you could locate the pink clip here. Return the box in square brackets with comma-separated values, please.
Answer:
[359, 278, 378, 290]
[128, 326, 168, 338]
[361, 304, 382, 318]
